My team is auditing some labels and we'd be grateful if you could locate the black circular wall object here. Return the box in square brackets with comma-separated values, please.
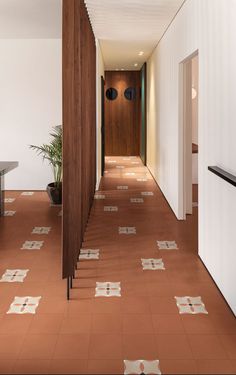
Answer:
[124, 87, 136, 100]
[106, 87, 118, 100]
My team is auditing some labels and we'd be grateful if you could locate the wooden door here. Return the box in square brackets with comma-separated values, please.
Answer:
[105, 71, 140, 156]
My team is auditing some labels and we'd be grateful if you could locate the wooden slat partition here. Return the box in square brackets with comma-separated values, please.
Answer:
[62, 0, 96, 290]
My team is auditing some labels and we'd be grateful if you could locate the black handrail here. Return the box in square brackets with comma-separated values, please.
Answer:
[208, 166, 236, 187]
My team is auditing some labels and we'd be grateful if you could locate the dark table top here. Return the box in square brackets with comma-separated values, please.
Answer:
[0, 161, 19, 176]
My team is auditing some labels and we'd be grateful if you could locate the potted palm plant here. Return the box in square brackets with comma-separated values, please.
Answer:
[30, 125, 62, 205]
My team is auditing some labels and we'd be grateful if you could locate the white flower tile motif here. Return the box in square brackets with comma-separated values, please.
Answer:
[141, 258, 165, 270]
[125, 172, 135, 176]
[104, 206, 118, 212]
[130, 198, 144, 203]
[117, 186, 128, 190]
[175, 296, 208, 314]
[116, 165, 125, 169]
[4, 211, 16, 216]
[108, 160, 117, 163]
[104, 170, 108, 174]
[137, 178, 147, 182]
[4, 198, 15, 203]
[123, 157, 130, 161]
[94, 194, 105, 200]
[119, 227, 136, 234]
[0, 269, 29, 283]
[95, 282, 121, 297]
[21, 241, 44, 250]
[32, 227, 51, 234]
[141, 191, 154, 196]
[21, 192, 34, 196]
[124, 360, 161, 375]
[131, 161, 140, 164]
[192, 202, 198, 207]
[157, 241, 178, 250]
[7, 296, 41, 314]
[58, 210, 62, 216]
[79, 249, 100, 260]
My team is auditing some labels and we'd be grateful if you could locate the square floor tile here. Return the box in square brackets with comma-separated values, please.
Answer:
[121, 297, 151, 314]
[21, 241, 44, 250]
[124, 359, 161, 375]
[4, 211, 16, 216]
[141, 192, 154, 196]
[137, 178, 147, 182]
[175, 296, 208, 314]
[79, 249, 99, 260]
[196, 359, 235, 374]
[7, 296, 41, 314]
[53, 334, 90, 360]
[60, 315, 91, 334]
[95, 282, 121, 297]
[91, 314, 122, 334]
[156, 334, 193, 360]
[0, 334, 24, 360]
[181, 315, 216, 334]
[21, 192, 34, 196]
[157, 241, 178, 250]
[29, 314, 63, 334]
[117, 186, 128, 190]
[4, 198, 15, 203]
[104, 206, 118, 212]
[89, 334, 123, 359]
[13, 359, 50, 374]
[88, 359, 123, 374]
[160, 359, 197, 374]
[32, 227, 51, 234]
[119, 227, 136, 234]
[0, 269, 29, 283]
[122, 314, 154, 334]
[50, 359, 88, 374]
[130, 198, 144, 203]
[125, 173, 135, 176]
[188, 335, 227, 359]
[219, 335, 236, 359]
[108, 160, 117, 163]
[152, 314, 185, 334]
[141, 258, 165, 270]
[123, 334, 158, 358]
[19, 335, 57, 360]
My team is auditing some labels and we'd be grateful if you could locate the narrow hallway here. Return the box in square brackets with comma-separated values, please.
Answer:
[74, 156, 236, 374]
[0, 158, 235, 374]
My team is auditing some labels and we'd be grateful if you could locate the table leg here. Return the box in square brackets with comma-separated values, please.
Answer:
[0, 175, 5, 217]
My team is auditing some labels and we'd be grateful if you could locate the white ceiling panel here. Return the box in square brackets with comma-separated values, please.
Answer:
[85, 0, 185, 70]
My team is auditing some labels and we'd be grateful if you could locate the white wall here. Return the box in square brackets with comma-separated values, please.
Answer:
[147, 0, 236, 314]
[192, 54, 198, 184]
[0, 39, 62, 190]
[96, 40, 105, 189]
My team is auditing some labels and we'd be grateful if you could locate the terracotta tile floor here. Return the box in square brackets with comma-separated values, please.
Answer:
[0, 156, 235, 374]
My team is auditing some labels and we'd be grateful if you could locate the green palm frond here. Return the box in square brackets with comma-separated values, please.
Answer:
[29, 126, 62, 187]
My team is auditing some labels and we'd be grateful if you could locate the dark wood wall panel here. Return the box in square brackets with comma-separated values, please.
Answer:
[62, 0, 96, 280]
[105, 71, 141, 156]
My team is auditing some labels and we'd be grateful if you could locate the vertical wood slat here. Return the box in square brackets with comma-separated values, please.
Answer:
[62, 0, 96, 279]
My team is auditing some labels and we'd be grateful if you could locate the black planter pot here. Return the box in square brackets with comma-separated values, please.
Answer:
[46, 182, 62, 205]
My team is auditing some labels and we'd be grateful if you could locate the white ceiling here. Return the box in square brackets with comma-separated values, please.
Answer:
[85, 0, 185, 70]
[0, 0, 62, 39]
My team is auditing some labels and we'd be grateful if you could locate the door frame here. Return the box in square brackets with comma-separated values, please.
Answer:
[179, 50, 198, 220]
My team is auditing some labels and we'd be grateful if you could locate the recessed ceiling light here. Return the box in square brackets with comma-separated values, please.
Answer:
[138, 51, 144, 56]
